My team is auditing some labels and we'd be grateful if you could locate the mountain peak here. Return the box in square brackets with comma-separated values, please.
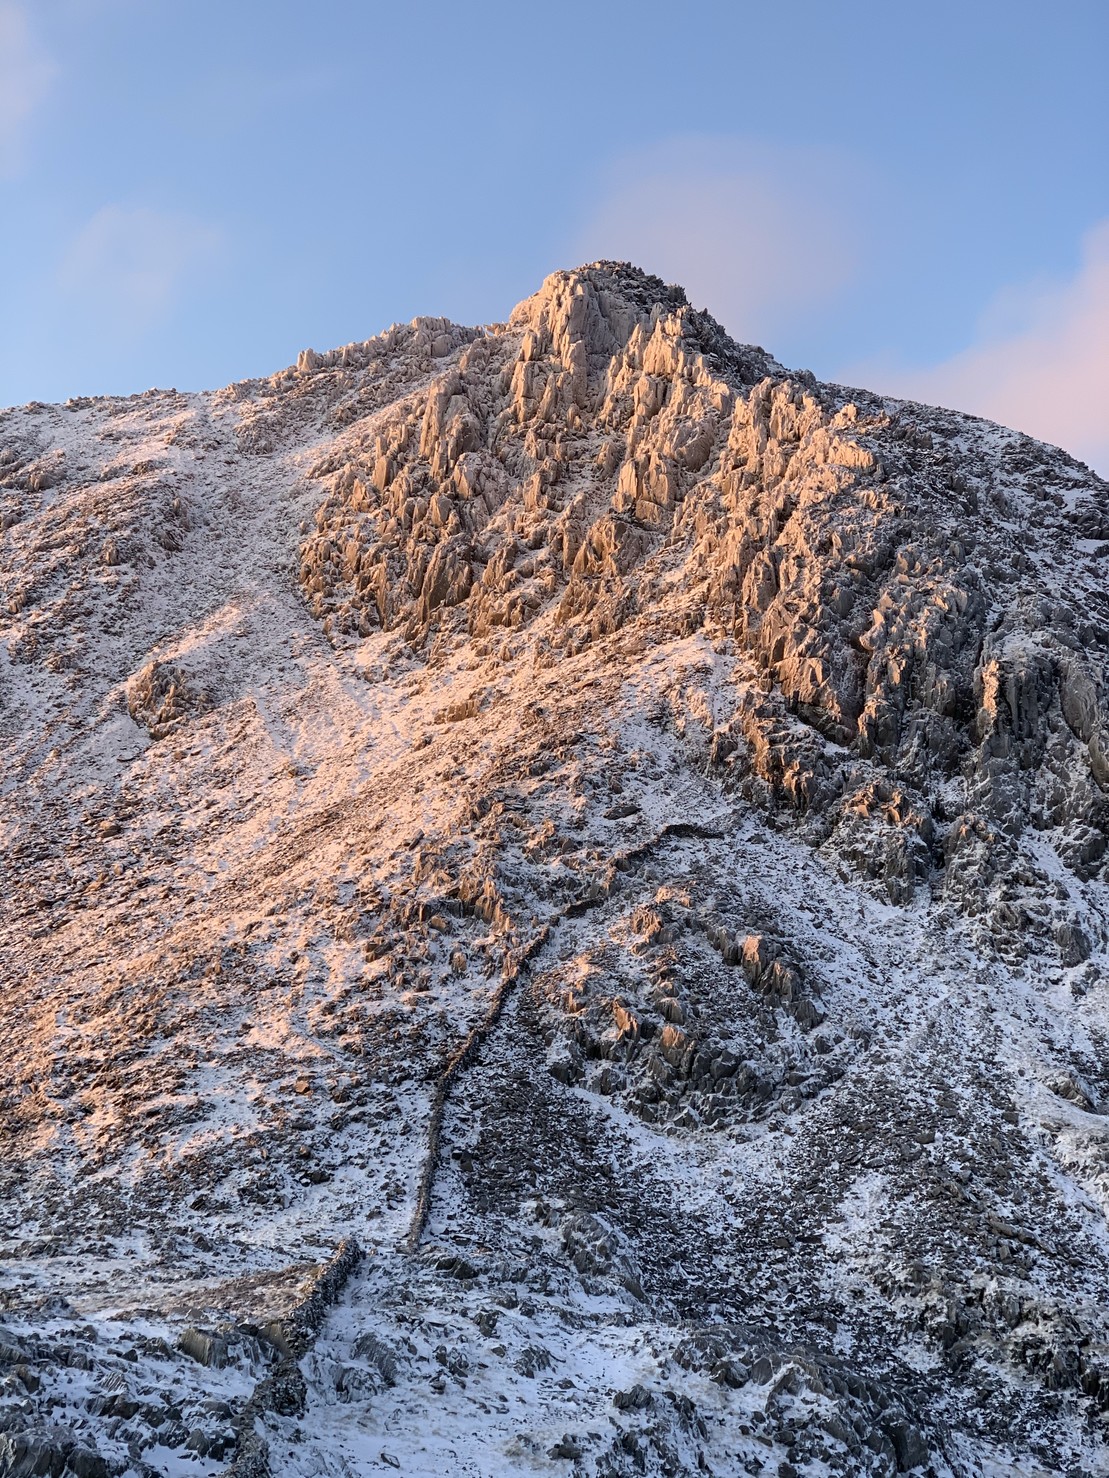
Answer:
[1, 264, 1108, 1475]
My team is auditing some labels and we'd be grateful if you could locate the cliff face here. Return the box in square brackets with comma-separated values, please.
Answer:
[297, 263, 1109, 897]
[2, 264, 1108, 1477]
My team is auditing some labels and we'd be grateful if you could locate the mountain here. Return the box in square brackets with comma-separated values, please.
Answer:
[2, 262, 1108, 1478]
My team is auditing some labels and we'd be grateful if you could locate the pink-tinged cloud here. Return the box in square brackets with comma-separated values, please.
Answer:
[572, 136, 859, 349]
[846, 221, 1109, 477]
[0, 2, 56, 177]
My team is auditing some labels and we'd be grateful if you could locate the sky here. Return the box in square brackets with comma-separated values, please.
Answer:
[1, 0, 1107, 472]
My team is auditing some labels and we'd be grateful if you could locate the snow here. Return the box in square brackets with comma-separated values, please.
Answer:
[2, 265, 1109, 1475]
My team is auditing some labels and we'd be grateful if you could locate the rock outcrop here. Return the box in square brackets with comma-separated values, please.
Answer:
[0, 263, 1107, 1477]
[295, 263, 1108, 926]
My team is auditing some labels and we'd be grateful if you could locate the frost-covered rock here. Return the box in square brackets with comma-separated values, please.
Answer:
[0, 262, 1107, 1476]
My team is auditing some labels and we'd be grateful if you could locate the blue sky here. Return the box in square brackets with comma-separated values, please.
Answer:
[1, 0, 1107, 469]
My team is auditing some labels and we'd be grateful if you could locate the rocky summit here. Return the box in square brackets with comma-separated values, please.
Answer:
[2, 262, 1109, 1478]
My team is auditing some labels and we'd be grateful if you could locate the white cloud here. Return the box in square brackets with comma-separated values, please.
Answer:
[58, 205, 224, 332]
[0, 2, 56, 176]
[844, 221, 1109, 476]
[571, 136, 859, 348]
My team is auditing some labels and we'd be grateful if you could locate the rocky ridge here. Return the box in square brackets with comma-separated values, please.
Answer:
[1, 263, 1108, 1477]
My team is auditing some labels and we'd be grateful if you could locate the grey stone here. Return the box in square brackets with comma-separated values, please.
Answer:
[613, 1383, 651, 1410]
[66, 1452, 107, 1478]
[1055, 919, 1092, 966]
[177, 1328, 227, 1369]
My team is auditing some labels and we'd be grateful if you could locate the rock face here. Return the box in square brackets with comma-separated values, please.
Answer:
[298, 264, 1109, 912]
[0, 263, 1108, 1477]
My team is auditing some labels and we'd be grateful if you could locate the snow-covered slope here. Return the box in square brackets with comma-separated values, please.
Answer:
[2, 263, 1109, 1477]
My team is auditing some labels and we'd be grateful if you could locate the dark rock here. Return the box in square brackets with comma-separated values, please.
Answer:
[66, 1450, 107, 1478]
[548, 1434, 583, 1460]
[351, 1332, 399, 1386]
[184, 1429, 209, 1457]
[1055, 919, 1092, 966]
[516, 1345, 553, 1378]
[613, 1383, 652, 1410]
[0, 1434, 69, 1478]
[0, 1332, 28, 1366]
[885, 1419, 929, 1471]
[178, 1328, 227, 1368]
